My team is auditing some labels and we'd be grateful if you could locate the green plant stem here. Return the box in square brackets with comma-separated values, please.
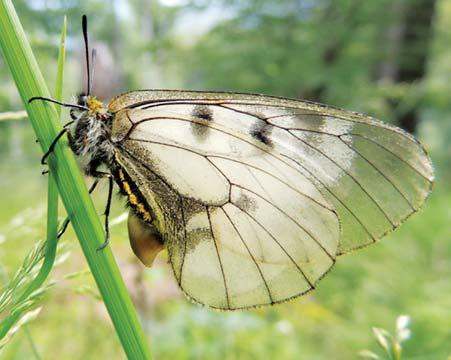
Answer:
[0, 2, 152, 359]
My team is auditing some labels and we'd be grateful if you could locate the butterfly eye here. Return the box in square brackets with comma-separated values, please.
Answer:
[77, 93, 88, 106]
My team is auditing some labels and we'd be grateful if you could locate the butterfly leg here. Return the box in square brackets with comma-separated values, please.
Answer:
[96, 174, 114, 251]
[56, 179, 100, 239]
[70, 109, 78, 120]
[41, 120, 74, 165]
[36, 139, 46, 172]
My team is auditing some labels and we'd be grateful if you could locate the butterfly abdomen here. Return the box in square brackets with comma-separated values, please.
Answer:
[112, 161, 154, 223]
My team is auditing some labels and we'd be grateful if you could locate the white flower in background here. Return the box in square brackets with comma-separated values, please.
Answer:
[396, 315, 411, 342]
[275, 320, 293, 335]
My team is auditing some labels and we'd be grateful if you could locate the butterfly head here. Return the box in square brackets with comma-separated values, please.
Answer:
[77, 92, 107, 116]
[87, 96, 106, 114]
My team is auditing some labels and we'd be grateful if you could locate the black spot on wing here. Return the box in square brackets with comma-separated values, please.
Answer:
[250, 121, 273, 146]
[191, 105, 213, 139]
[192, 105, 213, 121]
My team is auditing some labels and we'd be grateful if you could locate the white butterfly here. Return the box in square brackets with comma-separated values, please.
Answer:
[100, 89, 432, 310]
[31, 16, 433, 310]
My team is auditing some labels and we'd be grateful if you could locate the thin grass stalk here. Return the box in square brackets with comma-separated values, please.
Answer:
[0, 16, 66, 341]
[0, 2, 152, 358]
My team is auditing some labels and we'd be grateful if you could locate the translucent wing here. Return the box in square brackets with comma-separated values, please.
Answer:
[109, 90, 433, 309]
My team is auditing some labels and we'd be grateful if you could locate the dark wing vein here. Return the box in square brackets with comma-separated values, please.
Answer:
[270, 126, 426, 209]
[288, 131, 396, 228]
[262, 117, 429, 182]
[247, 166, 276, 205]
[279, 151, 376, 242]
[125, 136, 333, 212]
[179, 196, 187, 286]
[229, 202, 315, 288]
[349, 133, 431, 181]
[232, 184, 334, 261]
[204, 157, 232, 202]
[206, 206, 230, 309]
[221, 206, 274, 304]
[337, 135, 415, 210]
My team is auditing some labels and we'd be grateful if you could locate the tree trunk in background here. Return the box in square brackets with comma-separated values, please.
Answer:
[375, 0, 436, 134]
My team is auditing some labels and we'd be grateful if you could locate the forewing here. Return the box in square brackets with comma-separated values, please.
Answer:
[110, 90, 433, 308]
[110, 90, 433, 253]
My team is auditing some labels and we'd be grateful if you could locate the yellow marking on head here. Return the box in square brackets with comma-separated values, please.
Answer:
[87, 96, 105, 113]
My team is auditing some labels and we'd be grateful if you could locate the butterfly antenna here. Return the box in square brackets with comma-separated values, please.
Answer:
[82, 15, 91, 96]
[28, 96, 89, 111]
[89, 48, 97, 95]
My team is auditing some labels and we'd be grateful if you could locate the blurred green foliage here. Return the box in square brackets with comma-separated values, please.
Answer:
[0, 0, 450, 359]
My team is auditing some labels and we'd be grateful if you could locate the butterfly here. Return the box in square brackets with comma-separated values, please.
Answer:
[29, 16, 433, 310]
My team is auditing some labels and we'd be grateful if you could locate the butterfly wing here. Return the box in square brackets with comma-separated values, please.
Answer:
[110, 90, 433, 309]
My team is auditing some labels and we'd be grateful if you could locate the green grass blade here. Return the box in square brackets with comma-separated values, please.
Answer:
[0, 2, 152, 358]
[0, 16, 66, 342]
[54, 15, 66, 115]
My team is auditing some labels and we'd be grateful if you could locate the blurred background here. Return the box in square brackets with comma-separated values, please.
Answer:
[0, 0, 450, 359]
